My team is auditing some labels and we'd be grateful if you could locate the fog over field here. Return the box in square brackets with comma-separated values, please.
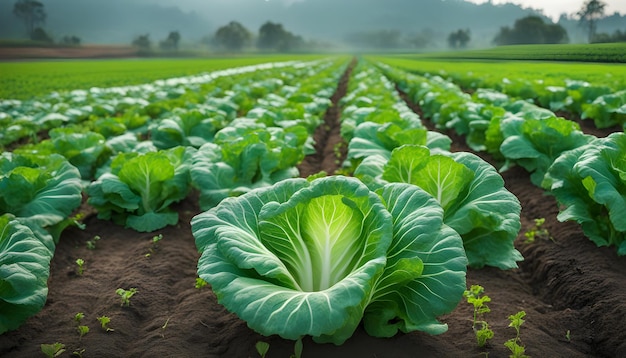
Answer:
[1, 0, 624, 47]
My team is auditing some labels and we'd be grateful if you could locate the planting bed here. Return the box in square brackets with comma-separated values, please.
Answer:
[1, 60, 626, 358]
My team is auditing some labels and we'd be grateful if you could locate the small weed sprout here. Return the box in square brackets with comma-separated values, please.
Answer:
[41, 342, 66, 358]
[565, 329, 571, 342]
[195, 277, 208, 289]
[504, 311, 529, 358]
[86, 235, 101, 250]
[116, 287, 138, 307]
[145, 234, 163, 257]
[290, 337, 303, 358]
[75, 258, 85, 275]
[255, 341, 270, 358]
[524, 218, 552, 243]
[97, 316, 114, 332]
[463, 285, 494, 347]
[77, 325, 89, 339]
[72, 348, 86, 358]
[74, 313, 89, 339]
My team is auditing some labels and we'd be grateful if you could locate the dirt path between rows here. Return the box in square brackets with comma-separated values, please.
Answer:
[1, 61, 626, 358]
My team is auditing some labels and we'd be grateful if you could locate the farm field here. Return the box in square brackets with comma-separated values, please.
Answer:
[1, 54, 626, 358]
[0, 54, 328, 100]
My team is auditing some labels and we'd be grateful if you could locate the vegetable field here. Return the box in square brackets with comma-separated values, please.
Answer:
[1, 55, 626, 358]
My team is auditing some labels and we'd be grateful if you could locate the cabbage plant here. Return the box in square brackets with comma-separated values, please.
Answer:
[544, 132, 626, 255]
[192, 175, 467, 345]
[87, 146, 195, 232]
[0, 214, 54, 334]
[354, 145, 522, 269]
[0, 152, 82, 242]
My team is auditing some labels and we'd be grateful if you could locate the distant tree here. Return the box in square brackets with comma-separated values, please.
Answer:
[132, 34, 151, 50]
[256, 22, 304, 52]
[61, 35, 81, 46]
[577, 0, 607, 43]
[30, 27, 52, 43]
[447, 29, 471, 49]
[160, 31, 181, 51]
[13, 0, 46, 39]
[214, 21, 251, 51]
[493, 16, 569, 45]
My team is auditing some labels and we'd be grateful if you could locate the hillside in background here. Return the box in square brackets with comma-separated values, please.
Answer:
[0, 0, 624, 48]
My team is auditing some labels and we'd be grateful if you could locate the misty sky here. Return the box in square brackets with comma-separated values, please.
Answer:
[465, 0, 626, 21]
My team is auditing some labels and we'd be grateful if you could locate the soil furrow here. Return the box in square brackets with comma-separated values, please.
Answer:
[297, 58, 356, 178]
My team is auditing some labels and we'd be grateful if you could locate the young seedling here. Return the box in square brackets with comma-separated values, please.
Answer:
[159, 317, 171, 338]
[290, 337, 303, 358]
[86, 235, 101, 250]
[97, 316, 114, 332]
[74, 312, 89, 339]
[72, 348, 86, 358]
[504, 311, 529, 358]
[75, 258, 85, 275]
[116, 287, 138, 307]
[255, 341, 270, 358]
[463, 285, 494, 348]
[524, 218, 552, 243]
[145, 234, 163, 257]
[41, 342, 66, 358]
[77, 325, 89, 339]
[195, 277, 208, 289]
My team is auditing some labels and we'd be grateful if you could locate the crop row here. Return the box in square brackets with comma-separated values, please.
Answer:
[2, 57, 624, 349]
[377, 61, 626, 257]
[375, 57, 626, 130]
[0, 58, 349, 335]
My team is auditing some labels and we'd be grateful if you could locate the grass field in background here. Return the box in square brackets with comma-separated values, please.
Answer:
[397, 43, 626, 63]
[368, 55, 626, 90]
[0, 54, 329, 100]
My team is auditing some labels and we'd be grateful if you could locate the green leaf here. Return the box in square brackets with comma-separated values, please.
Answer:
[0, 215, 54, 334]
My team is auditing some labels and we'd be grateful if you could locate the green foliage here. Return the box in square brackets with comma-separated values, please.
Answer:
[504, 311, 529, 358]
[116, 288, 138, 307]
[97, 316, 114, 332]
[214, 21, 252, 51]
[75, 258, 85, 275]
[190, 121, 306, 210]
[0, 214, 54, 334]
[463, 285, 494, 348]
[524, 218, 552, 243]
[0, 56, 325, 100]
[499, 115, 594, 187]
[354, 145, 523, 269]
[255, 341, 270, 358]
[0, 152, 82, 241]
[40, 342, 65, 358]
[194, 277, 208, 289]
[493, 16, 569, 46]
[87, 146, 195, 232]
[192, 176, 467, 344]
[544, 133, 626, 255]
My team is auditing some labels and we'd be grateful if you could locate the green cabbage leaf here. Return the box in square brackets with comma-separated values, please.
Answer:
[192, 176, 466, 344]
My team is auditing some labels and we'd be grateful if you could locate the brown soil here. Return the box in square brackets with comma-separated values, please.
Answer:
[2, 64, 626, 358]
[0, 46, 138, 60]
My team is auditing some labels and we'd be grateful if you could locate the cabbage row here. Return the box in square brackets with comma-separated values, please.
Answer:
[191, 60, 524, 345]
[0, 59, 347, 334]
[379, 62, 626, 256]
[388, 63, 626, 130]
